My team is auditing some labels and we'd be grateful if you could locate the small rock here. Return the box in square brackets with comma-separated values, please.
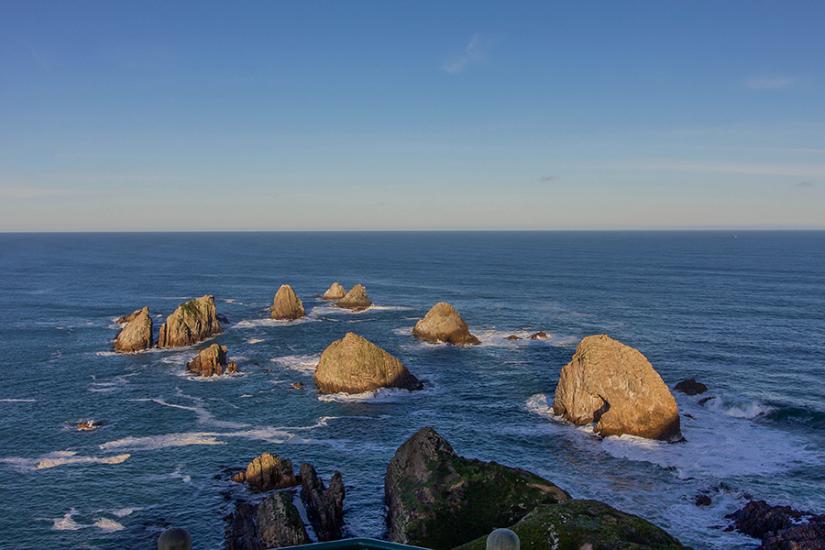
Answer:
[674, 378, 709, 395]
[232, 452, 298, 492]
[291, 382, 304, 390]
[335, 284, 372, 311]
[75, 420, 103, 432]
[322, 282, 347, 300]
[505, 335, 521, 341]
[529, 331, 549, 340]
[694, 494, 712, 507]
[187, 344, 237, 377]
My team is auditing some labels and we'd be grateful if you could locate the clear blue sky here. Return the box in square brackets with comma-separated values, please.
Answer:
[1, 1, 823, 230]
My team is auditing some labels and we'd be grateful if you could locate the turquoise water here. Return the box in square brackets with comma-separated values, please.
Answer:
[0, 231, 823, 549]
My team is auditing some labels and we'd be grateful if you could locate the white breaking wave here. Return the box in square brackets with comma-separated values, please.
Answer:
[111, 507, 139, 518]
[136, 389, 248, 429]
[698, 395, 774, 419]
[271, 354, 320, 374]
[52, 509, 83, 531]
[246, 338, 265, 344]
[94, 517, 125, 532]
[233, 317, 317, 329]
[317, 386, 426, 403]
[0, 398, 36, 403]
[1, 450, 131, 472]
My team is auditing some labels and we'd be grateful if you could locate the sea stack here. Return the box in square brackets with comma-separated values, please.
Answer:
[187, 344, 237, 377]
[114, 306, 153, 352]
[335, 283, 372, 311]
[552, 335, 682, 442]
[322, 282, 346, 300]
[314, 332, 422, 394]
[271, 284, 305, 320]
[232, 452, 298, 492]
[412, 302, 480, 345]
[157, 295, 221, 348]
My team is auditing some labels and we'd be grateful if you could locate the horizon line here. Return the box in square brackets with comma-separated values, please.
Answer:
[2, 227, 825, 234]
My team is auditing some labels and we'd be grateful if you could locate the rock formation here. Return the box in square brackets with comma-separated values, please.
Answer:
[271, 284, 305, 320]
[530, 331, 549, 340]
[232, 452, 298, 492]
[226, 492, 310, 549]
[385, 427, 683, 549]
[322, 282, 346, 300]
[157, 295, 221, 348]
[114, 306, 153, 352]
[552, 335, 683, 442]
[455, 500, 686, 550]
[412, 302, 480, 345]
[186, 344, 237, 377]
[335, 284, 372, 311]
[727, 500, 825, 549]
[674, 378, 708, 395]
[300, 463, 345, 541]
[505, 335, 521, 340]
[314, 332, 422, 394]
[75, 419, 103, 431]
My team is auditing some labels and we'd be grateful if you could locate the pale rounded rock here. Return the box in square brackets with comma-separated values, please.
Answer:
[271, 284, 305, 320]
[412, 302, 480, 345]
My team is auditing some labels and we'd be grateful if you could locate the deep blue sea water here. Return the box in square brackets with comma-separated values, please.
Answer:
[1, 231, 823, 549]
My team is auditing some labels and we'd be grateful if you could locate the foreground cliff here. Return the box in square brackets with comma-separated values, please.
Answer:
[552, 334, 682, 442]
[385, 427, 684, 549]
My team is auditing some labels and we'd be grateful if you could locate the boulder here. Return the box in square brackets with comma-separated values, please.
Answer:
[552, 335, 683, 442]
[505, 335, 521, 341]
[300, 463, 345, 541]
[225, 492, 309, 549]
[384, 427, 570, 548]
[412, 302, 480, 345]
[157, 295, 221, 348]
[335, 284, 372, 311]
[530, 331, 549, 340]
[232, 452, 298, 492]
[455, 500, 686, 550]
[114, 307, 153, 352]
[187, 344, 237, 377]
[271, 284, 305, 320]
[322, 282, 347, 300]
[75, 419, 103, 432]
[726, 500, 825, 549]
[695, 494, 712, 507]
[314, 332, 422, 394]
[674, 378, 709, 395]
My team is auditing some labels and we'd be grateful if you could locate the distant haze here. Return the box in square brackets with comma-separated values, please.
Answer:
[1, 2, 824, 231]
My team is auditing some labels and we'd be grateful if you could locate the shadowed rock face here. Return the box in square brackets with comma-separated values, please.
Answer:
[727, 500, 825, 549]
[225, 492, 309, 550]
[300, 463, 345, 541]
[384, 427, 570, 548]
[552, 335, 683, 442]
[674, 378, 708, 395]
[157, 295, 221, 348]
[271, 284, 305, 320]
[314, 332, 422, 394]
[114, 307, 153, 352]
[335, 284, 372, 311]
[321, 282, 346, 300]
[232, 452, 298, 492]
[186, 344, 237, 377]
[412, 302, 480, 345]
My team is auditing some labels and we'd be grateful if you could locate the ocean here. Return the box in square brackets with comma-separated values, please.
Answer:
[0, 231, 823, 549]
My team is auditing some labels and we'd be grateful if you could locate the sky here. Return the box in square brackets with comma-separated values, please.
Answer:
[1, 1, 824, 231]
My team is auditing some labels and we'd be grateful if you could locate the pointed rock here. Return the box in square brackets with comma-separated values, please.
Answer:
[232, 452, 298, 492]
[271, 284, 305, 320]
[157, 295, 221, 348]
[300, 463, 345, 541]
[114, 306, 153, 352]
[187, 344, 237, 377]
[552, 335, 682, 442]
[335, 284, 372, 311]
[314, 332, 422, 394]
[225, 492, 310, 549]
[412, 302, 480, 345]
[322, 282, 346, 300]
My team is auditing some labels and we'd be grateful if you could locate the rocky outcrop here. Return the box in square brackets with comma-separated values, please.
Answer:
[505, 335, 521, 340]
[157, 295, 221, 348]
[674, 378, 708, 395]
[412, 302, 480, 345]
[271, 284, 305, 320]
[300, 463, 345, 541]
[186, 344, 237, 377]
[232, 453, 298, 492]
[727, 500, 825, 549]
[530, 331, 549, 340]
[114, 307, 153, 352]
[455, 500, 686, 550]
[314, 332, 422, 394]
[226, 492, 310, 550]
[552, 335, 683, 442]
[335, 284, 372, 311]
[322, 282, 346, 300]
[385, 427, 570, 548]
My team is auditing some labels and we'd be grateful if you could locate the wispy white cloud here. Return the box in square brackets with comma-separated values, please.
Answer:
[641, 161, 825, 178]
[539, 175, 560, 182]
[745, 76, 796, 90]
[442, 35, 486, 74]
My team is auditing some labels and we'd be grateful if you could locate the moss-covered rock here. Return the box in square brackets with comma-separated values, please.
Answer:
[455, 500, 686, 550]
[157, 295, 221, 348]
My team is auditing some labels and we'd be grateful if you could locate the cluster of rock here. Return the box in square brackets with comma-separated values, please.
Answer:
[506, 331, 548, 341]
[187, 344, 237, 377]
[727, 500, 825, 549]
[226, 452, 345, 549]
[314, 332, 422, 394]
[552, 334, 683, 442]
